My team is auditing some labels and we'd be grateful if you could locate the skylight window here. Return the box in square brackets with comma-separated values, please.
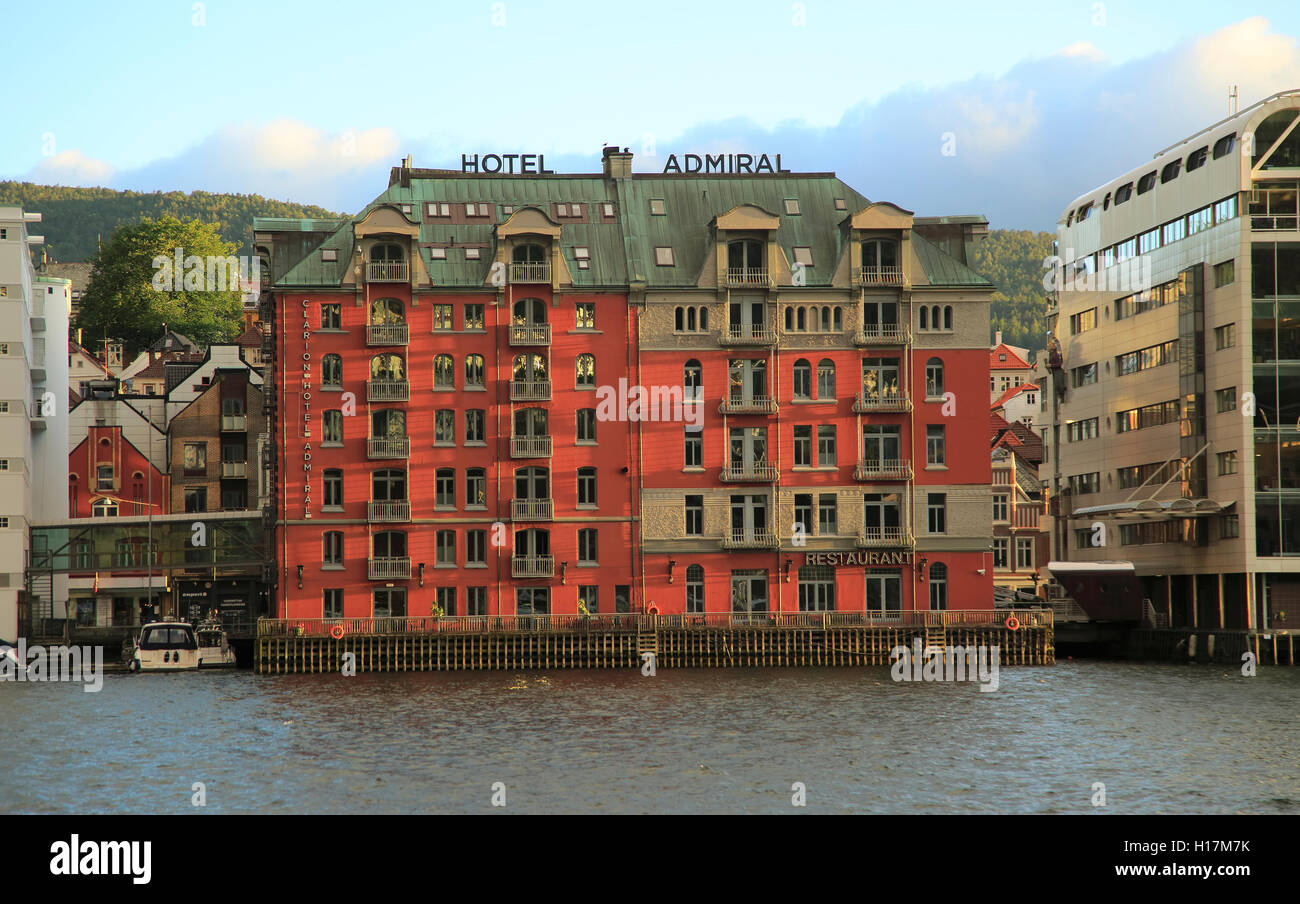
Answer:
[321, 249, 337, 262]
[650, 199, 666, 215]
[784, 199, 801, 215]
[430, 247, 446, 260]
[793, 246, 813, 266]
[574, 247, 590, 260]
[465, 247, 481, 260]
[655, 247, 675, 266]
[834, 198, 847, 210]
[428, 203, 450, 217]
[601, 203, 615, 218]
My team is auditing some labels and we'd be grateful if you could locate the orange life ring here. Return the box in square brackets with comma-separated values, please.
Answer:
[330, 624, 345, 640]
[647, 604, 660, 616]
[1005, 615, 1020, 632]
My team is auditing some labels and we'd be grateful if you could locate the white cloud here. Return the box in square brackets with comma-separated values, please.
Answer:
[25, 150, 115, 186]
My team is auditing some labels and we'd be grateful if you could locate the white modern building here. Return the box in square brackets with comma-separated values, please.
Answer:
[0, 206, 70, 639]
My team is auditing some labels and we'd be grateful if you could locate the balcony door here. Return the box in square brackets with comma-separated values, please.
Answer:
[727, 240, 763, 271]
[372, 469, 406, 502]
[727, 359, 767, 403]
[514, 408, 548, 438]
[729, 494, 769, 541]
[862, 426, 901, 466]
[861, 358, 900, 400]
[512, 353, 548, 382]
[512, 297, 547, 327]
[862, 299, 899, 332]
[515, 467, 549, 500]
[728, 427, 768, 470]
[863, 493, 902, 535]
[728, 297, 766, 335]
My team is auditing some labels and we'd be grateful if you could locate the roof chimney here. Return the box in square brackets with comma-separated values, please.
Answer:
[995, 330, 1002, 346]
[602, 145, 633, 179]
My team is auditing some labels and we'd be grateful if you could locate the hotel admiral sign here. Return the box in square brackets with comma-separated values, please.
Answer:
[804, 551, 913, 567]
[459, 153, 790, 175]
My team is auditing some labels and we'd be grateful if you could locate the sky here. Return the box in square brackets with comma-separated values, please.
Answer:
[2, 1, 1299, 231]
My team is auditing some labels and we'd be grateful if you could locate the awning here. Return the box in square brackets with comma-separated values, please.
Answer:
[1071, 499, 1235, 520]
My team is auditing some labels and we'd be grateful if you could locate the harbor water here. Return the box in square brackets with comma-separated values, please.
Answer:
[2, 662, 1296, 814]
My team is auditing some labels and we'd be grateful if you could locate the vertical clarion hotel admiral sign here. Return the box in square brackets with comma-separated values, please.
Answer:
[1048, 89, 1300, 631]
[256, 148, 995, 621]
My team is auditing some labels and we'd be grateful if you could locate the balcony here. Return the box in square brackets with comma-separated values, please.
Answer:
[367, 261, 409, 282]
[1014, 508, 1043, 530]
[720, 462, 779, 482]
[367, 379, 410, 402]
[510, 262, 551, 284]
[859, 266, 904, 286]
[721, 325, 777, 346]
[366, 323, 409, 346]
[856, 526, 914, 548]
[720, 528, 779, 550]
[852, 392, 912, 413]
[854, 459, 913, 481]
[719, 394, 777, 415]
[726, 267, 770, 288]
[510, 435, 553, 458]
[510, 380, 552, 402]
[220, 415, 247, 431]
[511, 498, 554, 521]
[367, 437, 410, 460]
[1251, 215, 1298, 231]
[221, 461, 246, 478]
[509, 324, 551, 346]
[368, 557, 412, 580]
[512, 555, 555, 578]
[367, 500, 411, 522]
[853, 324, 910, 346]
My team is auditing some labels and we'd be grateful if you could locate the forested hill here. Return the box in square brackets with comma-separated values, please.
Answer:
[0, 182, 342, 261]
[967, 229, 1054, 355]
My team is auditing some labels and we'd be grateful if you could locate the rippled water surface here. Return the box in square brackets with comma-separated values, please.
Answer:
[3, 662, 1297, 814]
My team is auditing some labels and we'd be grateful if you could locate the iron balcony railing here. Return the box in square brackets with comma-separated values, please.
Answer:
[720, 462, 779, 482]
[509, 324, 551, 346]
[510, 262, 551, 284]
[368, 557, 412, 580]
[859, 266, 904, 286]
[854, 459, 913, 481]
[367, 379, 410, 402]
[852, 392, 912, 413]
[721, 324, 777, 346]
[367, 437, 410, 459]
[511, 555, 555, 578]
[367, 261, 409, 282]
[510, 435, 553, 458]
[853, 323, 911, 345]
[719, 394, 778, 415]
[366, 323, 409, 346]
[855, 526, 915, 548]
[367, 500, 411, 522]
[726, 267, 770, 287]
[511, 498, 554, 521]
[720, 528, 779, 549]
[510, 380, 552, 402]
[220, 414, 247, 431]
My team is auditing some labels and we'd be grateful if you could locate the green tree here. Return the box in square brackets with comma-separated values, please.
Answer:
[78, 217, 246, 359]
[967, 229, 1055, 354]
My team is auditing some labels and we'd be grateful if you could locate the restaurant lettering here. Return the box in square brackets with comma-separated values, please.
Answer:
[662, 153, 790, 174]
[804, 551, 913, 567]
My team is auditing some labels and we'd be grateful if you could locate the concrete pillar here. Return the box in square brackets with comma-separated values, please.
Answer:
[1191, 575, 1198, 629]
[1218, 572, 1225, 630]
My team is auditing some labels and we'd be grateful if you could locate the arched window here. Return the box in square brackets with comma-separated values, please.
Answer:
[687, 307, 697, 331]
[512, 243, 546, 263]
[322, 354, 342, 387]
[686, 564, 705, 613]
[370, 353, 404, 381]
[699, 307, 709, 330]
[465, 354, 485, 388]
[792, 359, 812, 400]
[919, 307, 929, 330]
[371, 242, 403, 262]
[784, 307, 794, 331]
[91, 497, 117, 517]
[433, 354, 454, 389]
[372, 469, 406, 501]
[943, 306, 953, 330]
[797, 307, 806, 331]
[928, 562, 948, 611]
[684, 360, 702, 400]
[512, 297, 547, 326]
[575, 353, 596, 389]
[370, 297, 404, 324]
[817, 359, 835, 400]
[821, 306, 831, 332]
[833, 307, 843, 331]
[925, 357, 945, 398]
[931, 306, 941, 329]
[675, 306, 685, 331]
[513, 353, 548, 382]
[373, 530, 407, 558]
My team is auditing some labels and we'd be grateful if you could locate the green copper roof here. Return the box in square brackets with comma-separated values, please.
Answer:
[265, 169, 987, 292]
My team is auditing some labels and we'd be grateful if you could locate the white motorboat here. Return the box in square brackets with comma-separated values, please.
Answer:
[128, 621, 200, 672]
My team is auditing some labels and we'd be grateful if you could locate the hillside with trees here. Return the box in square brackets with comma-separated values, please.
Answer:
[967, 229, 1055, 356]
[0, 182, 341, 262]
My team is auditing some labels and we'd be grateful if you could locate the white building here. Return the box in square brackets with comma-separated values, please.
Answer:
[0, 207, 70, 639]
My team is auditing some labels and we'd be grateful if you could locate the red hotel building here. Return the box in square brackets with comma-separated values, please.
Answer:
[256, 149, 995, 621]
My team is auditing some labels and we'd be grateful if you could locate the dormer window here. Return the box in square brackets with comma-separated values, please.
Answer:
[321, 248, 337, 262]
[428, 203, 450, 217]
[511, 243, 550, 283]
[430, 247, 446, 259]
[861, 239, 898, 268]
[368, 243, 407, 281]
[834, 198, 846, 210]
[650, 199, 666, 216]
[465, 247, 481, 260]
[784, 199, 800, 215]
